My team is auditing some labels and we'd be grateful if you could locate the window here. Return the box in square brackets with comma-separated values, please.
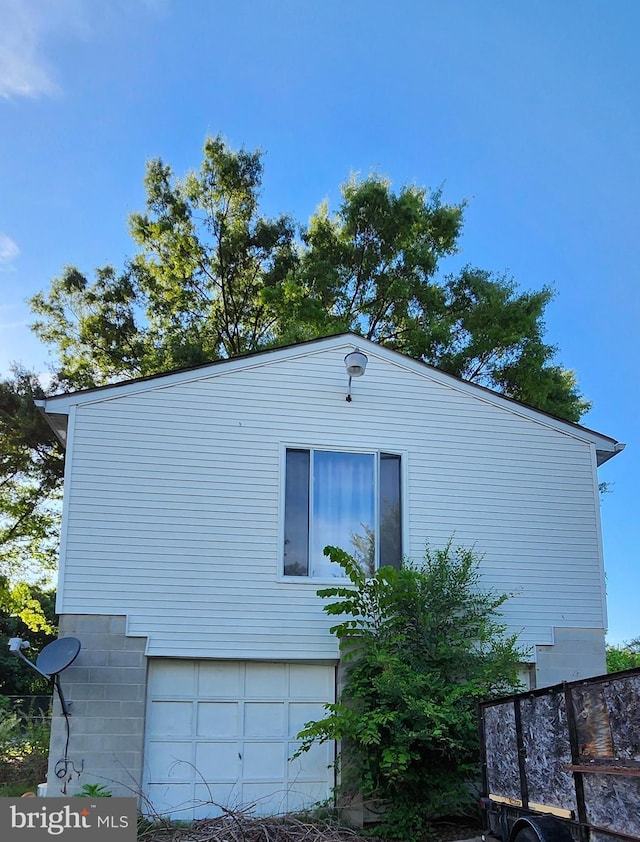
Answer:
[283, 448, 402, 577]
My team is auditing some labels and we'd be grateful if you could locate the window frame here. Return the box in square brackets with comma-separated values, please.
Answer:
[279, 443, 407, 582]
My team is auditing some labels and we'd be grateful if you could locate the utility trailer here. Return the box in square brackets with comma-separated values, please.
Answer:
[479, 667, 640, 842]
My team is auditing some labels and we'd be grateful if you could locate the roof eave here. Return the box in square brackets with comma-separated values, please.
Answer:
[32, 335, 624, 461]
[596, 442, 626, 467]
[34, 400, 68, 448]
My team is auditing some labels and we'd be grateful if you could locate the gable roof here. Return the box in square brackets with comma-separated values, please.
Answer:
[35, 333, 624, 465]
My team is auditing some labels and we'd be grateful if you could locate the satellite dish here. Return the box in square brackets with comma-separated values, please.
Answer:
[36, 637, 81, 677]
[8, 635, 81, 716]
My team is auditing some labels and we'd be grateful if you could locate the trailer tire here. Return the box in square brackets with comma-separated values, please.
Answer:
[509, 817, 573, 842]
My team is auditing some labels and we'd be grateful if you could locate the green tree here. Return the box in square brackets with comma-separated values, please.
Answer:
[0, 369, 63, 576]
[606, 638, 640, 673]
[0, 586, 57, 696]
[289, 177, 588, 421]
[29, 136, 299, 388]
[0, 369, 62, 632]
[295, 543, 524, 839]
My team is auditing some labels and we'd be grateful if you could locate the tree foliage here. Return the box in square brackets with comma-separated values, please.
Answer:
[295, 544, 524, 839]
[292, 179, 588, 421]
[0, 585, 57, 696]
[0, 368, 63, 603]
[606, 638, 640, 673]
[29, 137, 299, 387]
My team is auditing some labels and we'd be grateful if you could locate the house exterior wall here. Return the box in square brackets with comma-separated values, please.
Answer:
[54, 343, 607, 666]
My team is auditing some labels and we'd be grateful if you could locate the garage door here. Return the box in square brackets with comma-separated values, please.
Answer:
[143, 660, 335, 819]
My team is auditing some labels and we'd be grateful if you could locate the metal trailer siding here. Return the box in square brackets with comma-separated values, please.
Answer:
[480, 667, 640, 841]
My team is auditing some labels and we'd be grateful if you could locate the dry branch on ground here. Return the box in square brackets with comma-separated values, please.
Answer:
[136, 812, 481, 842]
[138, 813, 369, 842]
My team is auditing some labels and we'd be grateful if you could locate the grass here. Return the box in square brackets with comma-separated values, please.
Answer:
[0, 781, 40, 796]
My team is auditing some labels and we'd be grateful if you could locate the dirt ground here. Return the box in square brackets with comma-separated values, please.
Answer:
[427, 818, 483, 842]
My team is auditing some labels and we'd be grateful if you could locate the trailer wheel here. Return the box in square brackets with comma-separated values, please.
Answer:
[509, 817, 573, 842]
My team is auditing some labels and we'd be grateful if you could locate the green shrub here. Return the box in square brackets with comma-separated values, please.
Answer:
[295, 543, 524, 839]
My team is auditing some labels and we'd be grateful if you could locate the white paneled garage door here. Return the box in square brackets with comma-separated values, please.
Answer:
[143, 660, 335, 819]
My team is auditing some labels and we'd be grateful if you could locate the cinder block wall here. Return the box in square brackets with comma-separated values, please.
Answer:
[46, 615, 147, 799]
[535, 627, 606, 688]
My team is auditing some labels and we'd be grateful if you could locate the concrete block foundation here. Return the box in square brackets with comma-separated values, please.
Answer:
[534, 626, 606, 688]
[46, 614, 147, 799]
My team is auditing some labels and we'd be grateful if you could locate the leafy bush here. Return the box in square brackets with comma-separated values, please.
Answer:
[295, 543, 524, 839]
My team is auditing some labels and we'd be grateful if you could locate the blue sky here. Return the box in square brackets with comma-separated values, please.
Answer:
[0, 0, 637, 644]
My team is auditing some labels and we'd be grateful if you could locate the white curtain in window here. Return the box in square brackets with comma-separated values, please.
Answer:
[312, 451, 375, 577]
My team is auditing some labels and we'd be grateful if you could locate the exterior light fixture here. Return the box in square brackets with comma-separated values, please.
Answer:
[344, 350, 368, 402]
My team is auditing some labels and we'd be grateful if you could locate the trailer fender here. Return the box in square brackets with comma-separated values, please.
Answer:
[509, 816, 573, 842]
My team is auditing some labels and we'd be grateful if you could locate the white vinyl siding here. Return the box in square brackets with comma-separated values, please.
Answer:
[143, 660, 335, 819]
[56, 343, 606, 656]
